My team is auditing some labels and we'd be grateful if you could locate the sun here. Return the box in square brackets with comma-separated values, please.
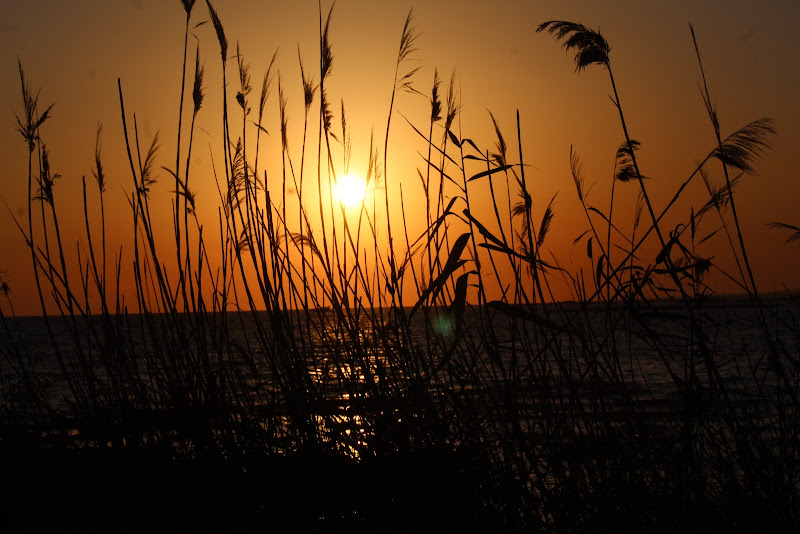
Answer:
[333, 174, 367, 208]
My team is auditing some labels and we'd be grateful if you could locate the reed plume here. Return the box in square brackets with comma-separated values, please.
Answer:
[767, 222, 800, 245]
[206, 0, 228, 65]
[536, 21, 610, 71]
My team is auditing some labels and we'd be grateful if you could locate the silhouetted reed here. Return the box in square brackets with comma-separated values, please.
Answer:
[1, 4, 798, 532]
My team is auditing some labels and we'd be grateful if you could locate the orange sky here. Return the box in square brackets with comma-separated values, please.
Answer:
[1, 0, 799, 316]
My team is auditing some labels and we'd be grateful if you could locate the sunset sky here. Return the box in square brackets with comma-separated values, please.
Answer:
[1, 0, 799, 316]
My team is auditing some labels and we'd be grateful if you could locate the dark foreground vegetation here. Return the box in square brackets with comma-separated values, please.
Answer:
[2, 2, 798, 531]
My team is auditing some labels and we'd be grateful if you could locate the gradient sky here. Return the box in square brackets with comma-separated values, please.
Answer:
[1, 0, 799, 315]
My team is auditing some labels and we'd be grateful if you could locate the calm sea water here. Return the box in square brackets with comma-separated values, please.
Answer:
[1, 295, 798, 414]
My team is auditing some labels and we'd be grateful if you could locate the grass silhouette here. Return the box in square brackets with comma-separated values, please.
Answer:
[1, 3, 798, 531]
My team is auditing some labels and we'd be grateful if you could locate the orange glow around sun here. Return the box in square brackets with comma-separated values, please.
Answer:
[333, 174, 367, 208]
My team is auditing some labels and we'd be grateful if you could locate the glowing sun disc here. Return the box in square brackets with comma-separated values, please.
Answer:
[334, 174, 367, 207]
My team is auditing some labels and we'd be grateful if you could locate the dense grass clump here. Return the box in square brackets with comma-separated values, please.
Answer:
[1, 3, 798, 531]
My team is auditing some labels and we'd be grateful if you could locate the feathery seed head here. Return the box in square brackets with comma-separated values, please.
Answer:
[181, 0, 196, 17]
[235, 43, 252, 114]
[699, 170, 741, 218]
[537, 21, 610, 72]
[398, 10, 419, 63]
[37, 145, 58, 205]
[298, 48, 316, 111]
[184, 187, 196, 214]
[278, 76, 288, 150]
[444, 72, 458, 132]
[192, 47, 205, 114]
[392, 10, 421, 96]
[488, 111, 506, 166]
[767, 222, 800, 245]
[93, 123, 105, 193]
[569, 146, 585, 201]
[140, 132, 160, 195]
[258, 49, 278, 122]
[430, 69, 442, 122]
[615, 140, 646, 182]
[16, 60, 53, 153]
[537, 195, 557, 249]
[712, 117, 775, 173]
[206, 1, 228, 65]
[320, 5, 335, 81]
[321, 91, 337, 140]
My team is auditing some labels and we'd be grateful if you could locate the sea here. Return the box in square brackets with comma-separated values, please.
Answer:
[1, 294, 798, 420]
